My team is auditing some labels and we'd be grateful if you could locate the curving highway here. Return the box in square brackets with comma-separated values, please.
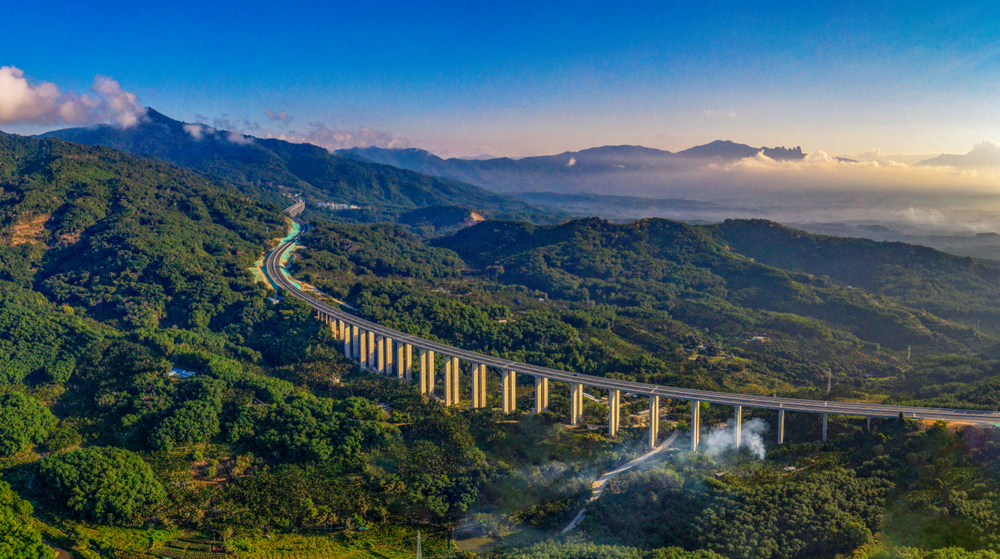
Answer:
[265, 207, 1000, 448]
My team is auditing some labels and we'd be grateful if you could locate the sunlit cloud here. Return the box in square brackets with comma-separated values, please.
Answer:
[0, 66, 146, 128]
[710, 148, 998, 193]
[915, 140, 1000, 169]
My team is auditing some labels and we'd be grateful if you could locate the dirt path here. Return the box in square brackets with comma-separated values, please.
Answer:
[562, 430, 679, 532]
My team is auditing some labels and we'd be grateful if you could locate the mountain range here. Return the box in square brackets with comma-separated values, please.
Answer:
[36, 110, 540, 220]
[339, 141, 806, 194]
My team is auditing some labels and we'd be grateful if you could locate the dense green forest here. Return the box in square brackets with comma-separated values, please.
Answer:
[4, 128, 1000, 558]
[286, 218, 1000, 558]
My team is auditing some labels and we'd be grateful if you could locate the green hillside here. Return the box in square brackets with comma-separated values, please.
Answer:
[0, 132, 286, 331]
[437, 218, 989, 354]
[707, 219, 1000, 330]
[285, 218, 1000, 558]
[4, 131, 1000, 558]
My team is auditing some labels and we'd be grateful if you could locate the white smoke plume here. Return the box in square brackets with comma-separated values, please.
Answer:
[0, 66, 146, 128]
[700, 417, 769, 460]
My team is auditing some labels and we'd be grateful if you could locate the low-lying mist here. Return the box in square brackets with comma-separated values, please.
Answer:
[518, 151, 1000, 244]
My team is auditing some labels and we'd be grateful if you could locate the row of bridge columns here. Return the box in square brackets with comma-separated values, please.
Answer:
[688, 400, 829, 452]
[321, 313, 838, 451]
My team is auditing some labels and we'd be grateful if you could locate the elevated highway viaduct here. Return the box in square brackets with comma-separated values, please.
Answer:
[268, 204, 1000, 450]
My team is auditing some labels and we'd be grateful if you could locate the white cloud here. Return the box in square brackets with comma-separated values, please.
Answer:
[226, 131, 254, 145]
[567, 157, 576, 167]
[709, 146, 997, 193]
[0, 66, 146, 128]
[269, 122, 410, 151]
[265, 109, 293, 125]
[183, 123, 209, 140]
[91, 75, 144, 127]
[183, 114, 256, 144]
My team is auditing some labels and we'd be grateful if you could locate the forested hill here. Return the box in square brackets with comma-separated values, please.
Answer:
[0, 131, 286, 331]
[436, 217, 994, 354]
[706, 219, 1000, 330]
[38, 110, 539, 215]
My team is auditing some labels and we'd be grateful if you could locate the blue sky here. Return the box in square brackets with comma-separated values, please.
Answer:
[3, 1, 1000, 157]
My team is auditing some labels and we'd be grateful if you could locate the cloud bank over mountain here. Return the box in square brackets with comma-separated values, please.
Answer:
[267, 122, 410, 151]
[915, 140, 1000, 169]
[0, 66, 146, 128]
[709, 148, 998, 194]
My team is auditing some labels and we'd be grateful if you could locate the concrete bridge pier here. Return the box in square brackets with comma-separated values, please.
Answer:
[534, 377, 549, 413]
[444, 358, 455, 406]
[385, 338, 394, 376]
[570, 383, 584, 426]
[427, 351, 436, 395]
[502, 370, 516, 413]
[691, 400, 701, 452]
[608, 389, 621, 437]
[649, 396, 660, 449]
[358, 330, 368, 371]
[367, 331, 376, 370]
[343, 324, 352, 358]
[734, 405, 743, 449]
[822, 413, 828, 442]
[474, 363, 488, 408]
[404, 344, 413, 381]
[395, 343, 405, 380]
[376, 336, 386, 375]
[419, 349, 436, 395]
[451, 357, 461, 406]
[419, 349, 428, 393]
[778, 409, 785, 444]
[352, 327, 360, 359]
[472, 363, 482, 408]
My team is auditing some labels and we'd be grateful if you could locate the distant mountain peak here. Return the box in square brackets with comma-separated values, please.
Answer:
[916, 140, 1000, 169]
[678, 140, 805, 161]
